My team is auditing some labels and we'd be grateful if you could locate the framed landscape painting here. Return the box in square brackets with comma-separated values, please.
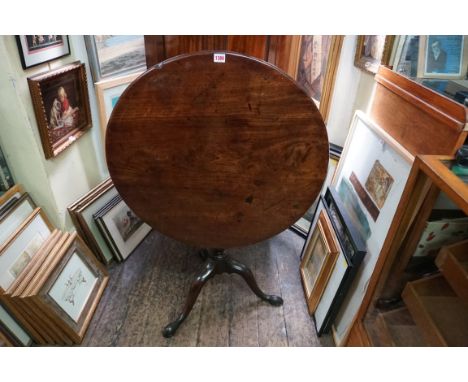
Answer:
[28, 62, 92, 159]
[16, 35, 70, 69]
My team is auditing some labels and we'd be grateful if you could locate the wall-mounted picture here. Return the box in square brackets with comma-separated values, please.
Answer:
[93, 195, 151, 261]
[95, 71, 142, 139]
[354, 35, 395, 75]
[28, 62, 92, 159]
[300, 198, 340, 315]
[330, 110, 414, 347]
[16, 35, 70, 69]
[418, 35, 468, 79]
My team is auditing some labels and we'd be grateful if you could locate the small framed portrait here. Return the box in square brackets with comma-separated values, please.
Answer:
[16, 35, 71, 69]
[95, 71, 143, 140]
[354, 35, 395, 75]
[28, 62, 92, 159]
[418, 35, 468, 79]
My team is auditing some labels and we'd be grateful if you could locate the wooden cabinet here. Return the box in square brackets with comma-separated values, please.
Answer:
[358, 155, 468, 346]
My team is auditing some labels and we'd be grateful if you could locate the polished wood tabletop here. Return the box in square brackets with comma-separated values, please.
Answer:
[106, 52, 328, 249]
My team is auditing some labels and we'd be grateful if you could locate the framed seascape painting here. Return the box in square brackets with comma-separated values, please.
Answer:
[417, 35, 468, 79]
[84, 35, 146, 82]
[16, 35, 70, 69]
[354, 35, 395, 75]
[28, 62, 92, 159]
[95, 71, 143, 139]
[329, 111, 414, 346]
[300, 196, 340, 315]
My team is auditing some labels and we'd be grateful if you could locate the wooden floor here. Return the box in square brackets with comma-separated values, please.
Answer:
[82, 229, 333, 347]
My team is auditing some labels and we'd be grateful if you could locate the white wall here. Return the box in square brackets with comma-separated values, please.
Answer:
[0, 35, 108, 229]
[326, 35, 377, 147]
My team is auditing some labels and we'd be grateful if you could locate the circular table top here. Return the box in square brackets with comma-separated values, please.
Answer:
[106, 52, 328, 249]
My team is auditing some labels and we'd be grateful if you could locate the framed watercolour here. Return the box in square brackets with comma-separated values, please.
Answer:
[300, 197, 340, 315]
[95, 71, 143, 139]
[354, 35, 395, 75]
[93, 194, 152, 261]
[329, 110, 414, 346]
[417, 35, 468, 79]
[16, 35, 70, 70]
[28, 62, 92, 159]
[68, 178, 118, 264]
[0, 302, 33, 346]
[84, 35, 146, 82]
[32, 233, 108, 343]
[0, 208, 53, 292]
[0, 193, 36, 247]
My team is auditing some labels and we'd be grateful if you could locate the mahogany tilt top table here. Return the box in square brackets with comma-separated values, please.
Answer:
[106, 52, 329, 337]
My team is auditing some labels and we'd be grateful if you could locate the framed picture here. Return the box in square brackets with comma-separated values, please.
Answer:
[68, 179, 118, 264]
[0, 144, 14, 194]
[16, 35, 70, 70]
[30, 233, 108, 343]
[300, 197, 340, 315]
[0, 208, 53, 292]
[0, 302, 33, 346]
[417, 35, 468, 79]
[84, 35, 146, 82]
[95, 71, 143, 139]
[0, 184, 25, 219]
[28, 62, 92, 159]
[354, 35, 395, 75]
[93, 194, 152, 261]
[0, 193, 36, 248]
[292, 144, 342, 237]
[392, 35, 420, 78]
[329, 110, 414, 346]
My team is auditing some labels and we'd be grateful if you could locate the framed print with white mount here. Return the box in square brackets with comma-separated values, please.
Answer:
[417, 35, 468, 79]
[16, 35, 70, 70]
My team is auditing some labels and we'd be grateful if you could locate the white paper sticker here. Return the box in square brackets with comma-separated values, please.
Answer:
[213, 53, 226, 63]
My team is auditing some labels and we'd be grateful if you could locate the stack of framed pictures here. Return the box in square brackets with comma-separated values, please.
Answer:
[93, 194, 152, 262]
[300, 189, 366, 337]
[68, 178, 151, 264]
[5, 231, 108, 345]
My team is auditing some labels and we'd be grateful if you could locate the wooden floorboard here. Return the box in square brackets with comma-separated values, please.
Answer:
[81, 229, 330, 347]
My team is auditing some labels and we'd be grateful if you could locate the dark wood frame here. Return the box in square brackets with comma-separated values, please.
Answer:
[27, 62, 92, 159]
[354, 35, 395, 75]
[16, 35, 70, 70]
[300, 200, 340, 315]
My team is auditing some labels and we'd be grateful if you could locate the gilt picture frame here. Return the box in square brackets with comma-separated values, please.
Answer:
[354, 35, 395, 75]
[300, 197, 340, 315]
[28, 62, 92, 159]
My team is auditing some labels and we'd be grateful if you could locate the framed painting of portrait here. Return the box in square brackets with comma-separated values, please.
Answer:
[354, 35, 395, 75]
[417, 35, 468, 79]
[95, 71, 143, 140]
[329, 110, 414, 346]
[28, 62, 92, 159]
[300, 197, 340, 315]
[16, 35, 70, 69]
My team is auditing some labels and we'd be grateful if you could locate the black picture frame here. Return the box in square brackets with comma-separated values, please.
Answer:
[16, 35, 71, 70]
[313, 187, 366, 336]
